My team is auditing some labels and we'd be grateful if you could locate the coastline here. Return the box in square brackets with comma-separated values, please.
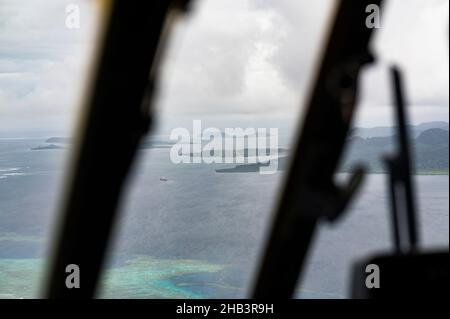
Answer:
[338, 170, 449, 176]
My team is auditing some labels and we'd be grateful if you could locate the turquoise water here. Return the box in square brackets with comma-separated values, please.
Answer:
[0, 256, 226, 299]
[0, 137, 448, 298]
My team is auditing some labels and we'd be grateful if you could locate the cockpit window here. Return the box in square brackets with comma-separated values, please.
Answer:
[0, 0, 100, 298]
[0, 0, 448, 300]
[98, 0, 335, 298]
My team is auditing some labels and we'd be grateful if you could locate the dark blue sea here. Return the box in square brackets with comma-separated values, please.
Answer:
[0, 137, 448, 298]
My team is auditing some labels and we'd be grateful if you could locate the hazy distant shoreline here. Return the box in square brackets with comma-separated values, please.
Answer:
[5, 120, 449, 177]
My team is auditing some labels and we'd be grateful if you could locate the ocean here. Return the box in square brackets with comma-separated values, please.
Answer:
[0, 137, 448, 298]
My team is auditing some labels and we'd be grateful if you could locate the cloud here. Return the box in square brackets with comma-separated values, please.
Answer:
[159, 0, 448, 127]
[0, 0, 448, 133]
[355, 0, 449, 127]
[0, 0, 98, 132]
[361, 0, 449, 106]
[157, 0, 334, 119]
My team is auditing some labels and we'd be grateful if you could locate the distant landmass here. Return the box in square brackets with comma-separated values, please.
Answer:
[140, 140, 175, 149]
[216, 161, 273, 173]
[38, 137, 175, 150]
[45, 137, 73, 144]
[190, 148, 288, 158]
[33, 122, 448, 174]
[350, 121, 449, 139]
[339, 127, 448, 174]
[216, 157, 289, 173]
[31, 144, 64, 150]
[216, 123, 449, 174]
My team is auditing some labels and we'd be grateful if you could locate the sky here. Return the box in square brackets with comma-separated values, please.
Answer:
[0, 0, 448, 135]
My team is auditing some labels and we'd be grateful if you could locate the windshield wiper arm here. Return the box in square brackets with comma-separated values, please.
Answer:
[45, 0, 190, 298]
[252, 0, 384, 299]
